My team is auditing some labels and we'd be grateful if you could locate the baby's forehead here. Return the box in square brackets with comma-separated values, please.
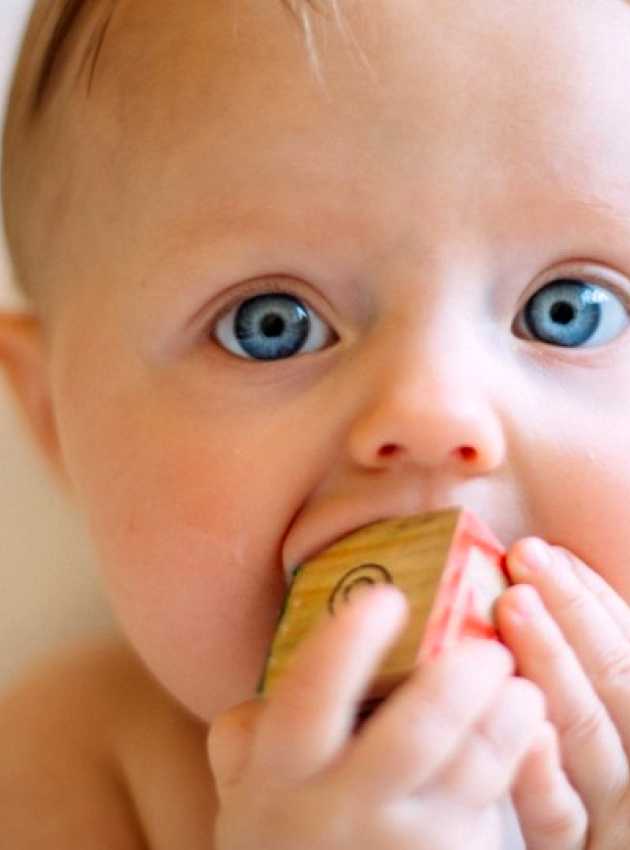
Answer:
[21, 0, 627, 110]
[11, 2, 630, 257]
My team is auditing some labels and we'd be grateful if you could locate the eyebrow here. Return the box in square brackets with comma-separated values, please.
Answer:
[32, 0, 116, 114]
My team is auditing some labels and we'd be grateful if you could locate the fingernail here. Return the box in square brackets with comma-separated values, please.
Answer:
[510, 538, 551, 578]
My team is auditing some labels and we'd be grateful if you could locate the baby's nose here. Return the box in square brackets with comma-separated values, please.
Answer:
[345, 376, 506, 476]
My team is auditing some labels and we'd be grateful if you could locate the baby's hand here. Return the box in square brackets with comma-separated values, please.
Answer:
[208, 587, 545, 850]
[499, 539, 630, 849]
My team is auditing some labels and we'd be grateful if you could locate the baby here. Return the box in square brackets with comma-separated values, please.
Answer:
[2, 0, 630, 846]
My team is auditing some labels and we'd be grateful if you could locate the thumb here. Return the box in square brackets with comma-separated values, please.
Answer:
[207, 699, 265, 793]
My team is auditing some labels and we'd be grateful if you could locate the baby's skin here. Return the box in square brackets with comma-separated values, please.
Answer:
[4, 0, 630, 847]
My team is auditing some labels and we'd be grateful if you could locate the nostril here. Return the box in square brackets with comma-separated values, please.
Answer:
[378, 443, 399, 458]
[458, 445, 478, 462]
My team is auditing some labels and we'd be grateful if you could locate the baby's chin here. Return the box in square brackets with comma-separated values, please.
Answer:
[125, 633, 265, 723]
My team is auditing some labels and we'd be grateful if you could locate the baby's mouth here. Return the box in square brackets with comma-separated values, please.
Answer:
[283, 510, 445, 587]
[282, 501, 514, 587]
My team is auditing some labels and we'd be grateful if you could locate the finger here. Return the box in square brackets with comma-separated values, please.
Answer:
[436, 676, 546, 808]
[512, 722, 588, 850]
[332, 638, 514, 802]
[506, 539, 630, 761]
[208, 700, 266, 794]
[253, 584, 408, 783]
[499, 582, 629, 812]
[563, 554, 630, 640]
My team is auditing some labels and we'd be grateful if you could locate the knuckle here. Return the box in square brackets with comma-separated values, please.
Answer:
[558, 702, 607, 746]
[472, 732, 511, 781]
[476, 722, 516, 766]
[446, 732, 511, 806]
[402, 688, 462, 751]
[477, 681, 546, 763]
[594, 646, 630, 689]
[391, 687, 474, 771]
[538, 803, 588, 846]
[390, 647, 517, 767]
[555, 584, 589, 620]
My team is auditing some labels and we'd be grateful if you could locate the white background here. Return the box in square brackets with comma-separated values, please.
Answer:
[0, 1, 114, 693]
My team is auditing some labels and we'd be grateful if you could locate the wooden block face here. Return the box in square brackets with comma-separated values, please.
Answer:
[260, 508, 508, 702]
[421, 530, 508, 659]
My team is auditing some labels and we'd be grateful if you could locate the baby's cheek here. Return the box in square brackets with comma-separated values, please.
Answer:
[516, 427, 630, 602]
[76, 434, 288, 717]
[102, 504, 286, 718]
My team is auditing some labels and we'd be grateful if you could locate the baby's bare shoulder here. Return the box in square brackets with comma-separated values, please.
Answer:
[0, 638, 216, 849]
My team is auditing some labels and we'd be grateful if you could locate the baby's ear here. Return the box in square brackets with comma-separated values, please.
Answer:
[0, 311, 67, 488]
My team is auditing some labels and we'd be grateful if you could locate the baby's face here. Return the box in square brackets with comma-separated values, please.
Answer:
[40, 0, 630, 718]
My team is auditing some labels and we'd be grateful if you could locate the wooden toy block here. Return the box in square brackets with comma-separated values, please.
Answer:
[260, 508, 509, 704]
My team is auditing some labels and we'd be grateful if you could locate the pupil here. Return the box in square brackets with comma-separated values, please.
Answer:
[551, 301, 575, 325]
[261, 314, 286, 337]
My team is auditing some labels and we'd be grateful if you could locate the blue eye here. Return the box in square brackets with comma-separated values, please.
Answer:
[214, 293, 336, 360]
[517, 278, 629, 348]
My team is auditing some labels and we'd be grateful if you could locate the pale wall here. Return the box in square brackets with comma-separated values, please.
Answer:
[0, 1, 114, 692]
